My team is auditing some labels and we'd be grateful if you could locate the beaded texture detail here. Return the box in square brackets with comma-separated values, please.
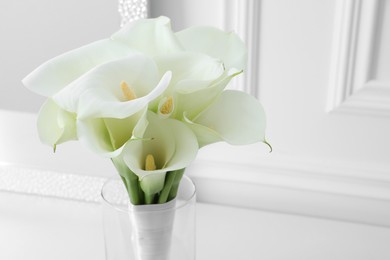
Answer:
[0, 164, 106, 203]
[118, 0, 148, 27]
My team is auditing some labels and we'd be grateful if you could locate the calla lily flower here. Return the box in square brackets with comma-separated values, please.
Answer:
[52, 54, 172, 119]
[22, 39, 138, 97]
[153, 51, 227, 118]
[122, 112, 198, 196]
[22, 16, 182, 98]
[37, 99, 77, 149]
[183, 90, 267, 147]
[112, 16, 183, 56]
[175, 68, 242, 120]
[22, 16, 269, 207]
[52, 53, 172, 157]
[76, 107, 149, 158]
[176, 26, 247, 71]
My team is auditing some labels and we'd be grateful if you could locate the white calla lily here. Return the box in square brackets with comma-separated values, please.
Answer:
[77, 108, 149, 158]
[22, 39, 137, 97]
[112, 16, 183, 57]
[155, 52, 224, 91]
[23, 17, 270, 207]
[37, 99, 77, 149]
[176, 26, 247, 70]
[123, 112, 198, 195]
[154, 51, 227, 118]
[22, 16, 181, 99]
[176, 68, 242, 120]
[52, 54, 171, 119]
[184, 90, 267, 147]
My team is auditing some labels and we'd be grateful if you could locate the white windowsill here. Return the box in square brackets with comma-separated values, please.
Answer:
[0, 191, 389, 260]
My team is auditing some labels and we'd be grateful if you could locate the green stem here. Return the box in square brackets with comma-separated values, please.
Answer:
[111, 157, 143, 205]
[120, 176, 128, 191]
[168, 168, 185, 201]
[126, 174, 143, 205]
[158, 171, 177, 204]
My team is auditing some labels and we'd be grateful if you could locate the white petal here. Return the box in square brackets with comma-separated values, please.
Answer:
[77, 108, 148, 158]
[176, 69, 242, 120]
[123, 112, 198, 194]
[189, 90, 266, 146]
[140, 174, 167, 196]
[22, 39, 136, 97]
[155, 52, 224, 91]
[112, 16, 183, 57]
[37, 99, 77, 148]
[176, 26, 247, 70]
[53, 55, 172, 119]
[183, 112, 223, 148]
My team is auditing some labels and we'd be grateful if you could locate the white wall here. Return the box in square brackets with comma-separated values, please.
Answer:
[0, 0, 119, 112]
[149, 0, 226, 30]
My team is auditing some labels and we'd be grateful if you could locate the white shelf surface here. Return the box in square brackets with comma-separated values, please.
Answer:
[0, 191, 389, 260]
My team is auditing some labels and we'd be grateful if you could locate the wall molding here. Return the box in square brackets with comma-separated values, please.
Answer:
[189, 158, 390, 227]
[223, 0, 261, 98]
[327, 0, 390, 116]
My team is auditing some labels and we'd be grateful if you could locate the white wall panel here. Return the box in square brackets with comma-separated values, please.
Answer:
[159, 0, 390, 225]
[327, 0, 390, 116]
[374, 0, 390, 82]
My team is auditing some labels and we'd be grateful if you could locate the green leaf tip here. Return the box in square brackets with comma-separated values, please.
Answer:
[264, 140, 272, 153]
[53, 144, 57, 153]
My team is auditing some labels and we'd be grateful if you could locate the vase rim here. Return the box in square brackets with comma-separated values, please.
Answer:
[101, 175, 196, 213]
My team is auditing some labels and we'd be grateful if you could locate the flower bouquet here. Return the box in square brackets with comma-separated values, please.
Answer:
[23, 16, 269, 260]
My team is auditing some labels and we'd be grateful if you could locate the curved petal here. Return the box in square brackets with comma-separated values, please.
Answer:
[123, 112, 198, 194]
[77, 108, 148, 158]
[155, 51, 224, 91]
[187, 90, 266, 146]
[176, 69, 242, 120]
[140, 174, 167, 197]
[112, 16, 183, 57]
[37, 99, 77, 149]
[53, 54, 172, 119]
[176, 26, 247, 70]
[183, 112, 223, 148]
[22, 39, 136, 97]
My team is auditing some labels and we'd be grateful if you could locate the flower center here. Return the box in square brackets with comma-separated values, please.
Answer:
[145, 154, 156, 171]
[160, 96, 173, 115]
[120, 80, 137, 101]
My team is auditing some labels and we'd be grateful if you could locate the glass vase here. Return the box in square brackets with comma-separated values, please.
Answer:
[101, 175, 196, 260]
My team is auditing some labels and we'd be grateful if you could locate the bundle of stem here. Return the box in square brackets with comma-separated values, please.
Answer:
[112, 157, 185, 205]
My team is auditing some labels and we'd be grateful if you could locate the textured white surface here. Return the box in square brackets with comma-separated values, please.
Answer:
[0, 192, 390, 260]
[0, 165, 105, 202]
[118, 0, 148, 27]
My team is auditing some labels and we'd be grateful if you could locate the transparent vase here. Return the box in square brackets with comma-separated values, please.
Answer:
[101, 175, 196, 260]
